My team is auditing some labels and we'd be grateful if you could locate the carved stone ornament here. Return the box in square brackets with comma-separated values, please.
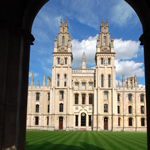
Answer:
[60, 58, 64, 65]
[82, 113, 85, 117]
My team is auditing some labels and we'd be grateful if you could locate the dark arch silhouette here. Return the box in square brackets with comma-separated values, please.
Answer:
[0, 0, 150, 150]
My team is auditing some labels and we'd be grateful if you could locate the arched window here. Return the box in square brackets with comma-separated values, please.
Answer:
[47, 105, 49, 113]
[104, 37, 106, 46]
[58, 58, 60, 64]
[82, 82, 86, 90]
[118, 105, 120, 114]
[101, 58, 103, 65]
[75, 82, 79, 90]
[141, 94, 144, 102]
[82, 94, 85, 104]
[57, 74, 59, 87]
[89, 82, 93, 90]
[129, 118, 132, 126]
[75, 94, 78, 104]
[118, 117, 120, 126]
[128, 94, 132, 102]
[141, 118, 145, 126]
[118, 94, 120, 102]
[60, 91, 64, 100]
[128, 106, 132, 114]
[48, 93, 50, 101]
[47, 117, 49, 125]
[104, 91, 108, 100]
[108, 58, 111, 65]
[89, 94, 93, 104]
[64, 74, 67, 87]
[108, 75, 111, 87]
[65, 58, 67, 64]
[141, 106, 144, 114]
[35, 104, 39, 113]
[36, 93, 40, 101]
[59, 103, 63, 112]
[104, 104, 108, 112]
[35, 117, 39, 125]
[101, 75, 104, 87]
[62, 36, 65, 46]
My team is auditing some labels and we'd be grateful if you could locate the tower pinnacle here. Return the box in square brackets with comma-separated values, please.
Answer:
[81, 52, 86, 69]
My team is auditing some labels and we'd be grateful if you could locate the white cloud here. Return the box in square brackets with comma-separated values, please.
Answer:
[114, 39, 140, 60]
[72, 35, 98, 67]
[111, 0, 138, 27]
[138, 84, 145, 89]
[115, 60, 144, 78]
[29, 72, 39, 77]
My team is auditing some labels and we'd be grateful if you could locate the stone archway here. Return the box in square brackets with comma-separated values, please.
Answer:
[0, 0, 150, 150]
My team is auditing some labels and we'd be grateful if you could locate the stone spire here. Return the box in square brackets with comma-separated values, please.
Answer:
[31, 73, 34, 86]
[43, 74, 45, 86]
[81, 52, 86, 69]
[47, 76, 51, 86]
[118, 81, 120, 88]
[134, 75, 138, 87]
[122, 75, 125, 87]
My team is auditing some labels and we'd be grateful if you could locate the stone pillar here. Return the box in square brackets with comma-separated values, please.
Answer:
[140, 32, 150, 150]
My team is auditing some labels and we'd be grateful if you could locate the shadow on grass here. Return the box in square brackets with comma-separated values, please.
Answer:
[26, 141, 105, 150]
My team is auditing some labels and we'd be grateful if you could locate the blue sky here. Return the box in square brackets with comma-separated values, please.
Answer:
[29, 0, 145, 88]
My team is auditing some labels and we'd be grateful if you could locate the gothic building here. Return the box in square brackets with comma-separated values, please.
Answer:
[27, 20, 146, 131]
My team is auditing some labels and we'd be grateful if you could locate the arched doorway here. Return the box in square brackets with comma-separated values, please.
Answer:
[81, 113, 86, 126]
[1, 0, 150, 150]
[59, 117, 63, 130]
[104, 117, 108, 130]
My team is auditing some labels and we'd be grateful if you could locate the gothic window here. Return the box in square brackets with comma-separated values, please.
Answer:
[75, 94, 78, 104]
[141, 118, 145, 126]
[128, 94, 132, 102]
[108, 75, 111, 87]
[104, 91, 108, 100]
[89, 94, 93, 104]
[128, 106, 132, 114]
[57, 74, 59, 87]
[118, 117, 120, 126]
[58, 58, 60, 64]
[104, 37, 106, 46]
[101, 58, 103, 64]
[47, 117, 49, 125]
[35, 117, 39, 125]
[35, 104, 39, 113]
[141, 106, 144, 114]
[129, 118, 132, 126]
[81, 113, 86, 126]
[62, 36, 65, 46]
[89, 115, 92, 126]
[101, 75, 104, 87]
[141, 94, 144, 102]
[89, 82, 93, 90]
[48, 93, 50, 101]
[75, 82, 79, 90]
[36, 93, 40, 101]
[64, 74, 67, 87]
[60, 91, 64, 100]
[104, 104, 108, 112]
[75, 115, 78, 126]
[65, 58, 67, 64]
[47, 105, 49, 113]
[82, 94, 85, 104]
[82, 82, 86, 90]
[59, 103, 63, 112]
[118, 105, 120, 114]
[108, 58, 111, 65]
[118, 94, 120, 102]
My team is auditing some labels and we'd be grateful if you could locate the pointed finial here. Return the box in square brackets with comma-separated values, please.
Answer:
[37, 80, 40, 86]
[61, 19, 63, 23]
[55, 36, 57, 41]
[31, 73, 34, 86]
[43, 74, 45, 86]
[106, 19, 108, 23]
[118, 81, 120, 87]
[101, 19, 103, 23]
[65, 19, 68, 23]
[82, 52, 86, 62]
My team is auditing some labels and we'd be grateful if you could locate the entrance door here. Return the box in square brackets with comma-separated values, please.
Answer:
[59, 117, 63, 129]
[104, 117, 108, 130]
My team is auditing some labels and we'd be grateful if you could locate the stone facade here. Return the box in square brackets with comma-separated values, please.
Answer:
[27, 19, 146, 131]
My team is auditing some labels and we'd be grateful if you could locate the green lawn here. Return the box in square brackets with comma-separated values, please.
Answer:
[26, 131, 147, 150]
